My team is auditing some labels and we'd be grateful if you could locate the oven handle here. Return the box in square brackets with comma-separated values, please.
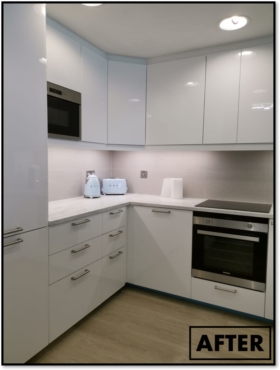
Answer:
[197, 230, 259, 242]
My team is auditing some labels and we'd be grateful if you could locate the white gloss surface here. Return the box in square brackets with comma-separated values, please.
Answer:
[49, 194, 274, 225]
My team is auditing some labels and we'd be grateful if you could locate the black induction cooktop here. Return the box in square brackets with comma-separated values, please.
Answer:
[195, 200, 272, 213]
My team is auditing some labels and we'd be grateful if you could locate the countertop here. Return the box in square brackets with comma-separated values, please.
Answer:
[48, 194, 274, 226]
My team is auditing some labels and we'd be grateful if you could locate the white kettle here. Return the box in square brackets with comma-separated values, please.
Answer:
[84, 174, 100, 198]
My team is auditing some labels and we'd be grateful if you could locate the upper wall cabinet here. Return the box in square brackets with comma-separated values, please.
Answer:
[108, 61, 146, 145]
[146, 56, 206, 145]
[203, 50, 241, 144]
[46, 25, 81, 92]
[237, 44, 273, 143]
[81, 46, 107, 144]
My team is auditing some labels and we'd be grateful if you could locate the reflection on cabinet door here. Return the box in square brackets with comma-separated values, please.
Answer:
[108, 61, 146, 145]
[238, 44, 273, 143]
[132, 206, 193, 298]
[81, 46, 108, 144]
[4, 228, 48, 364]
[204, 50, 241, 144]
[146, 56, 206, 145]
[46, 23, 81, 92]
[4, 3, 48, 236]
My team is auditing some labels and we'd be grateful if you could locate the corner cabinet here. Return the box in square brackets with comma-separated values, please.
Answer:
[237, 44, 273, 143]
[131, 206, 193, 298]
[108, 61, 146, 145]
[81, 46, 108, 144]
[203, 50, 241, 144]
[46, 23, 81, 92]
[146, 56, 206, 145]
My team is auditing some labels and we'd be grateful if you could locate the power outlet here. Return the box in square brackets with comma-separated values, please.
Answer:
[140, 171, 148, 178]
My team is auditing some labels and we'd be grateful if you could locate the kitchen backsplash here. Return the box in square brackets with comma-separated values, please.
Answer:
[48, 147, 273, 204]
[48, 146, 111, 201]
[112, 150, 273, 204]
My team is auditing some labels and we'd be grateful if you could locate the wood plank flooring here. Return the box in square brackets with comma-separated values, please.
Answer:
[29, 286, 274, 364]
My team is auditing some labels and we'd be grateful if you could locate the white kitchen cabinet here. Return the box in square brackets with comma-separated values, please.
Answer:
[81, 46, 107, 144]
[102, 207, 127, 234]
[50, 259, 102, 342]
[203, 50, 241, 144]
[46, 23, 81, 92]
[191, 278, 265, 317]
[265, 219, 274, 320]
[146, 56, 206, 145]
[238, 44, 273, 143]
[101, 246, 127, 302]
[4, 228, 48, 363]
[102, 227, 126, 257]
[3, 3, 48, 237]
[132, 206, 193, 298]
[108, 61, 146, 145]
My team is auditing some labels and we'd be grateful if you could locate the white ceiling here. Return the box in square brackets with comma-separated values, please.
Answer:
[46, 3, 274, 59]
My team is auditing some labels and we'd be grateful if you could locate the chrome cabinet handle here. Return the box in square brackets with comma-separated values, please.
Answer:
[109, 230, 123, 237]
[4, 227, 23, 236]
[109, 209, 124, 215]
[71, 219, 90, 226]
[71, 269, 90, 281]
[152, 209, 170, 214]
[4, 238, 23, 248]
[215, 285, 237, 294]
[71, 244, 90, 254]
[109, 251, 123, 259]
[197, 230, 259, 243]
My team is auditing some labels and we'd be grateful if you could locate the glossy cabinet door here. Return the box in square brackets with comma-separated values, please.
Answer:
[4, 228, 48, 363]
[238, 44, 273, 143]
[146, 56, 206, 145]
[46, 23, 81, 92]
[108, 61, 146, 145]
[265, 219, 274, 320]
[81, 46, 108, 144]
[132, 206, 193, 298]
[4, 3, 48, 237]
[204, 50, 241, 144]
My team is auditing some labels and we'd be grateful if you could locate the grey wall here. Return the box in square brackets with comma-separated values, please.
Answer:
[112, 151, 273, 204]
[48, 147, 273, 205]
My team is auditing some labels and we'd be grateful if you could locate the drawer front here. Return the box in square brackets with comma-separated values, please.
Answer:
[102, 227, 126, 257]
[101, 246, 126, 302]
[102, 207, 126, 234]
[49, 236, 102, 285]
[49, 259, 102, 342]
[191, 278, 265, 317]
[49, 213, 102, 255]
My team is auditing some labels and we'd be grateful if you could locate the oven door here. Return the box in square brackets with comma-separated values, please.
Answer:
[48, 95, 80, 140]
[192, 225, 268, 292]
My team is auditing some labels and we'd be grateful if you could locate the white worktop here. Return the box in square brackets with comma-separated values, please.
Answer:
[48, 194, 274, 226]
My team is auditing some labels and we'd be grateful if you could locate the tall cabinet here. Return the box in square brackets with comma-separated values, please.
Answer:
[4, 4, 48, 363]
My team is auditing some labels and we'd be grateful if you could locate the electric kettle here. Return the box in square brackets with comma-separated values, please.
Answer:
[84, 174, 100, 198]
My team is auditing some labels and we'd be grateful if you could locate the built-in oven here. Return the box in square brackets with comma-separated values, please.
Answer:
[192, 212, 269, 292]
[47, 82, 81, 140]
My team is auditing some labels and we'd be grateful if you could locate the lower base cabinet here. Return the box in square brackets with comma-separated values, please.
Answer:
[4, 228, 48, 364]
[191, 278, 265, 317]
[101, 246, 126, 302]
[49, 259, 102, 342]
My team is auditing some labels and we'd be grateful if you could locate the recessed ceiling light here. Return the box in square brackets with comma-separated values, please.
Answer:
[219, 16, 249, 31]
[129, 99, 140, 102]
[82, 3, 102, 6]
[185, 82, 199, 87]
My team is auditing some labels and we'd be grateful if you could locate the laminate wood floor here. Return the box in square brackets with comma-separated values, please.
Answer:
[29, 286, 274, 364]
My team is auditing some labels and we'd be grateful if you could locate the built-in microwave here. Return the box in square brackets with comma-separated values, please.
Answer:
[192, 212, 269, 292]
[47, 82, 81, 140]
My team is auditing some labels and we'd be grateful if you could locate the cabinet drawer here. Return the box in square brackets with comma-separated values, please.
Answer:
[49, 213, 102, 255]
[102, 207, 126, 234]
[49, 259, 102, 342]
[191, 278, 265, 317]
[49, 236, 102, 285]
[101, 246, 126, 302]
[102, 227, 126, 257]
